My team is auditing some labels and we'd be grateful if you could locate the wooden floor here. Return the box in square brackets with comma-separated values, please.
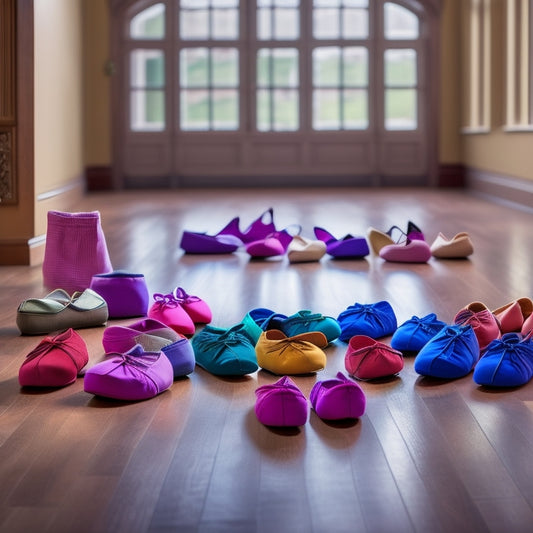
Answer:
[2, 187, 533, 533]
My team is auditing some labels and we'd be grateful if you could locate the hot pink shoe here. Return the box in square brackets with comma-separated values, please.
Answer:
[246, 226, 301, 258]
[454, 301, 500, 350]
[148, 293, 195, 336]
[379, 239, 431, 263]
[172, 287, 212, 324]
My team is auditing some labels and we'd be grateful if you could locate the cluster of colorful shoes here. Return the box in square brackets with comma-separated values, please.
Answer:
[387, 298, 533, 387]
[180, 210, 473, 264]
[367, 221, 474, 263]
[180, 208, 370, 261]
[17, 322, 195, 400]
[191, 308, 341, 376]
[255, 373, 366, 427]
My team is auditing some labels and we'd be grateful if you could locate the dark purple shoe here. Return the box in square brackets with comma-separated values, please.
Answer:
[314, 227, 369, 258]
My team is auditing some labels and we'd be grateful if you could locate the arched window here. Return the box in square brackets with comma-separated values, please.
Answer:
[111, 0, 442, 187]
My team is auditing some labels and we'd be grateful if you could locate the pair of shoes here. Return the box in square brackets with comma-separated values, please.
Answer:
[17, 288, 108, 336]
[255, 372, 366, 426]
[246, 225, 301, 258]
[255, 330, 328, 375]
[313, 227, 369, 258]
[453, 301, 500, 350]
[191, 323, 258, 376]
[84, 344, 174, 401]
[102, 318, 195, 377]
[473, 332, 533, 387]
[242, 308, 341, 344]
[367, 221, 423, 255]
[148, 287, 211, 336]
[414, 324, 479, 379]
[19, 328, 89, 387]
[287, 235, 327, 263]
[337, 301, 397, 342]
[390, 313, 447, 352]
[492, 297, 533, 335]
[430, 232, 474, 258]
[344, 336, 404, 380]
[180, 208, 276, 254]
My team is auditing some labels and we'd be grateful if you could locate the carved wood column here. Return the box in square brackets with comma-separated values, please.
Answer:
[0, 0, 17, 204]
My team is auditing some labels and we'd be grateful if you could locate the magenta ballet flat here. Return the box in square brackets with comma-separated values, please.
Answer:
[148, 292, 196, 336]
[179, 208, 276, 254]
[172, 287, 212, 324]
[310, 371, 366, 420]
[255, 376, 309, 427]
[217, 208, 276, 244]
[246, 225, 300, 258]
[313, 227, 369, 258]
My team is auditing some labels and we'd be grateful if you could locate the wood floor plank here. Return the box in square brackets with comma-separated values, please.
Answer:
[2, 188, 533, 532]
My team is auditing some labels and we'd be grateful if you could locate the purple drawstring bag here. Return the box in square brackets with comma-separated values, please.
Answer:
[42, 210, 113, 293]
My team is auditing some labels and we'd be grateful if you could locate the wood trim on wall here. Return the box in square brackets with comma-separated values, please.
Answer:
[466, 166, 533, 210]
[0, 0, 17, 204]
[438, 163, 466, 187]
[85, 165, 113, 191]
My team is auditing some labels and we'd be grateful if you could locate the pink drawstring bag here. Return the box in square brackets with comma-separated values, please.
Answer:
[42, 210, 113, 293]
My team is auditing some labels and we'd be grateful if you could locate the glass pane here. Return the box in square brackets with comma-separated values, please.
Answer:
[180, 89, 209, 130]
[257, 49, 271, 86]
[212, 9, 239, 39]
[343, 8, 368, 39]
[273, 49, 298, 87]
[181, 0, 208, 7]
[384, 2, 419, 40]
[343, 47, 367, 86]
[313, 8, 339, 38]
[313, 89, 340, 130]
[130, 3, 165, 39]
[313, 47, 340, 87]
[274, 0, 299, 5]
[274, 8, 299, 39]
[385, 88, 417, 130]
[273, 89, 298, 130]
[257, 8, 272, 40]
[385, 49, 417, 86]
[131, 50, 164, 88]
[180, 49, 208, 87]
[344, 89, 368, 129]
[344, 0, 368, 6]
[314, 0, 340, 6]
[212, 48, 239, 87]
[213, 89, 238, 129]
[180, 10, 209, 40]
[131, 90, 165, 131]
[212, 0, 239, 6]
[257, 89, 271, 131]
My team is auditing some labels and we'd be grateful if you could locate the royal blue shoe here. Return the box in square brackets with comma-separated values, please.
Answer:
[414, 324, 479, 379]
[337, 301, 397, 342]
[242, 308, 341, 343]
[390, 313, 447, 352]
[191, 324, 258, 376]
[473, 332, 533, 387]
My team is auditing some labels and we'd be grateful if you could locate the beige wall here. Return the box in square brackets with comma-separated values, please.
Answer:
[460, 0, 533, 181]
[34, 0, 85, 236]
